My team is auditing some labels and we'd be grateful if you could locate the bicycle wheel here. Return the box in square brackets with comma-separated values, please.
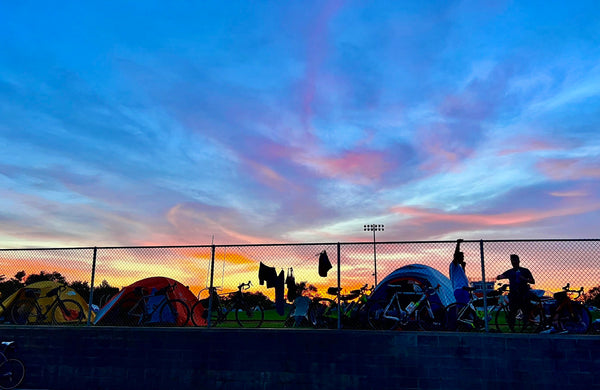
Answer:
[235, 303, 264, 328]
[10, 300, 40, 325]
[367, 300, 397, 330]
[523, 302, 545, 333]
[445, 303, 473, 331]
[308, 299, 336, 329]
[494, 305, 513, 332]
[117, 298, 143, 326]
[284, 315, 310, 328]
[556, 303, 591, 334]
[0, 358, 25, 389]
[159, 299, 190, 326]
[416, 302, 446, 331]
[52, 299, 85, 325]
[191, 301, 209, 327]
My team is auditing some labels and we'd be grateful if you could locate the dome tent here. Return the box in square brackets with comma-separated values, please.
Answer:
[0, 280, 93, 324]
[370, 264, 455, 308]
[93, 276, 201, 326]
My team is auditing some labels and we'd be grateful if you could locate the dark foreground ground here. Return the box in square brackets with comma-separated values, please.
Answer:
[2, 325, 600, 390]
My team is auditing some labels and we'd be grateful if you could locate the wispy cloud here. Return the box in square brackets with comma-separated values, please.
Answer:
[1, 1, 599, 248]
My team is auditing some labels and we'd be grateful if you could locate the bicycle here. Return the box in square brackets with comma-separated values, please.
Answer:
[367, 284, 446, 331]
[10, 284, 86, 325]
[283, 281, 339, 329]
[191, 281, 264, 328]
[445, 285, 506, 332]
[540, 283, 591, 334]
[493, 284, 545, 333]
[325, 284, 373, 329]
[0, 341, 25, 389]
[118, 282, 190, 327]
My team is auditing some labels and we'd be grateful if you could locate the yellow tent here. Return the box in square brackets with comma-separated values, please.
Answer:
[0, 281, 94, 324]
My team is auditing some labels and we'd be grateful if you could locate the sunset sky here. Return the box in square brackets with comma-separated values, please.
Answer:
[1, 1, 599, 249]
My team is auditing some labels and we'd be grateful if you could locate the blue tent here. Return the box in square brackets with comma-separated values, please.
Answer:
[370, 264, 455, 307]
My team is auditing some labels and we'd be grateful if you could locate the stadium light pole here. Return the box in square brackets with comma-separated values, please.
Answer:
[364, 224, 384, 286]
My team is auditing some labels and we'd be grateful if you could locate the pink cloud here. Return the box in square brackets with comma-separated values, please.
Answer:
[416, 123, 473, 172]
[391, 203, 600, 227]
[301, 150, 394, 184]
[497, 137, 562, 156]
[165, 203, 285, 245]
[537, 158, 600, 181]
[549, 190, 588, 197]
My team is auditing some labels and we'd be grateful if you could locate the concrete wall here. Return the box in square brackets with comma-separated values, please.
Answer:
[2, 326, 599, 390]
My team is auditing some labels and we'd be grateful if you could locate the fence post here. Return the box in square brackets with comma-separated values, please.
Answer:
[207, 243, 216, 328]
[337, 242, 341, 330]
[479, 240, 489, 332]
[87, 246, 97, 327]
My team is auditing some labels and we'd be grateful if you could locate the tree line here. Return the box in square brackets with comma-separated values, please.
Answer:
[0, 271, 119, 307]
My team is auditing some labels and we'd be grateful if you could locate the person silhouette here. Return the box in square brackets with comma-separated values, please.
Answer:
[496, 254, 535, 330]
[449, 239, 469, 306]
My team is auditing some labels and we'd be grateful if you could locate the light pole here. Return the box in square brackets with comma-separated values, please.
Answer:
[364, 224, 384, 286]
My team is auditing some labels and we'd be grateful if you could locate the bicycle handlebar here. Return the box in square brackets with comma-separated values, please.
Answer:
[562, 283, 583, 297]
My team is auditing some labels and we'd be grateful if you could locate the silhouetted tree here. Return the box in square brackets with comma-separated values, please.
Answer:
[92, 280, 120, 307]
[0, 271, 26, 300]
[583, 286, 600, 307]
[24, 271, 66, 285]
[70, 281, 91, 301]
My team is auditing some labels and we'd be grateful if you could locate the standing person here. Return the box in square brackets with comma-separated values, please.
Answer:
[449, 239, 470, 306]
[496, 254, 535, 329]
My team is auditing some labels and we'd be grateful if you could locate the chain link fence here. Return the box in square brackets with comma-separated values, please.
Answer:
[1, 239, 599, 330]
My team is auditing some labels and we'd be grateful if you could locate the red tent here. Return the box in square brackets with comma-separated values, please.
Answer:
[94, 277, 205, 326]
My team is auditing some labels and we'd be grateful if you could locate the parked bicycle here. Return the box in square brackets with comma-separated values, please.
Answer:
[541, 283, 591, 334]
[326, 284, 373, 329]
[367, 284, 446, 331]
[11, 284, 86, 325]
[118, 282, 190, 327]
[283, 281, 340, 329]
[0, 341, 25, 389]
[191, 281, 264, 328]
[446, 284, 506, 332]
[493, 284, 545, 333]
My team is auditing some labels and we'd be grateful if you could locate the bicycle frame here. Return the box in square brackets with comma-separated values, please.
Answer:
[127, 283, 178, 325]
[24, 287, 70, 322]
[382, 290, 432, 325]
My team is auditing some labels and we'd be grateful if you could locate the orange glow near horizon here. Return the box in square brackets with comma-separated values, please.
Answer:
[1, 241, 599, 302]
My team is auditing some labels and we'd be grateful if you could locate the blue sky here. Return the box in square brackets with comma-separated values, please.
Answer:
[1, 1, 599, 248]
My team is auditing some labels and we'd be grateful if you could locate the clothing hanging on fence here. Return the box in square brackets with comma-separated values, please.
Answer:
[275, 270, 285, 316]
[259, 262, 278, 288]
[318, 250, 332, 277]
[286, 268, 297, 303]
[258, 262, 285, 316]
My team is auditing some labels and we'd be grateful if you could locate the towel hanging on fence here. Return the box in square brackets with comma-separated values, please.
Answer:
[258, 262, 278, 288]
[318, 250, 332, 277]
[286, 268, 296, 302]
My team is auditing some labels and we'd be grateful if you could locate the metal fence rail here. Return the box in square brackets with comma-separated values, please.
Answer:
[1, 239, 598, 330]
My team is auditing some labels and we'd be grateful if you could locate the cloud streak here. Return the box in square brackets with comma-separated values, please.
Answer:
[0, 1, 599, 248]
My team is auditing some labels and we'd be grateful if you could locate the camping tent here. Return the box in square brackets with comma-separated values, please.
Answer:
[93, 277, 203, 326]
[370, 264, 455, 307]
[0, 280, 93, 324]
